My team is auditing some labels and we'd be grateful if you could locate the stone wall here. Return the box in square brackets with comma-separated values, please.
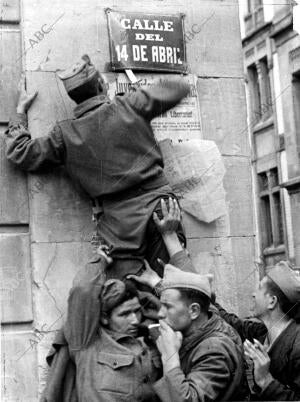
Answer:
[1, 0, 255, 399]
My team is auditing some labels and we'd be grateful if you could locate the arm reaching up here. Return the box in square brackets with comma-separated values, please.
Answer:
[127, 77, 190, 120]
[153, 197, 183, 258]
[5, 76, 65, 171]
[153, 198, 196, 272]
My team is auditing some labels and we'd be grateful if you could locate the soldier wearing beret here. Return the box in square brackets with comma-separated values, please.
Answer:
[69, 273, 162, 401]
[42, 243, 162, 402]
[129, 242, 246, 401]
[214, 261, 300, 400]
[4, 55, 189, 280]
[41, 199, 182, 402]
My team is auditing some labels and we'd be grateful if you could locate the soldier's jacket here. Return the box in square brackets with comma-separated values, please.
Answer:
[5, 80, 190, 197]
[41, 251, 191, 402]
[42, 254, 161, 402]
[216, 303, 300, 400]
[73, 328, 161, 402]
[153, 312, 246, 402]
[67, 258, 161, 402]
[152, 252, 246, 402]
[5, 79, 190, 276]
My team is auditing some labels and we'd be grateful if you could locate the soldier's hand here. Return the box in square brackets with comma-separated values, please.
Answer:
[17, 75, 38, 114]
[156, 320, 182, 372]
[127, 259, 161, 288]
[244, 338, 273, 390]
[153, 197, 181, 235]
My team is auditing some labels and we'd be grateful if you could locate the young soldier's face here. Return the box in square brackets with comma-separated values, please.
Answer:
[107, 297, 142, 336]
[158, 289, 192, 332]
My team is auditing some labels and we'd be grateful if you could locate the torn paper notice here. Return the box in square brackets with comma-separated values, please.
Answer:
[160, 139, 227, 223]
[104, 72, 225, 222]
[105, 72, 202, 143]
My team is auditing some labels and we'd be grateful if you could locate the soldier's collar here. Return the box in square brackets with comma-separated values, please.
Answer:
[74, 95, 110, 118]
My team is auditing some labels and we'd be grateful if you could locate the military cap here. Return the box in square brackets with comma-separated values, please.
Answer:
[57, 54, 99, 93]
[162, 263, 211, 299]
[101, 279, 140, 313]
[101, 279, 126, 313]
[267, 261, 300, 303]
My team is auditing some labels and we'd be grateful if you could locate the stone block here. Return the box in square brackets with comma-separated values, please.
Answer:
[0, 234, 33, 323]
[183, 210, 230, 239]
[0, 0, 20, 22]
[187, 236, 239, 313]
[187, 236, 257, 316]
[0, 128, 29, 224]
[183, 156, 254, 238]
[1, 331, 38, 401]
[28, 170, 94, 243]
[23, 0, 243, 78]
[184, 0, 243, 78]
[231, 236, 257, 317]
[23, 0, 104, 72]
[197, 78, 249, 156]
[223, 156, 254, 237]
[32, 241, 92, 330]
[26, 71, 74, 129]
[0, 30, 21, 121]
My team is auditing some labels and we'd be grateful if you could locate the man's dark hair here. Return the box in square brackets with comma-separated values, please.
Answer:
[68, 75, 101, 104]
[265, 277, 299, 319]
[107, 280, 139, 316]
[177, 288, 210, 314]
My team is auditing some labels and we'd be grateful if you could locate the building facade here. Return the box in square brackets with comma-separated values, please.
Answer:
[239, 0, 300, 269]
[1, 1, 254, 399]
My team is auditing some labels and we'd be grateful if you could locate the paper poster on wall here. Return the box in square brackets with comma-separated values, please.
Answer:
[106, 73, 202, 143]
[160, 139, 227, 223]
[106, 10, 187, 73]
[104, 73, 226, 222]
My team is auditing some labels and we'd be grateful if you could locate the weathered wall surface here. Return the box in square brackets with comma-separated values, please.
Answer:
[1, 0, 256, 400]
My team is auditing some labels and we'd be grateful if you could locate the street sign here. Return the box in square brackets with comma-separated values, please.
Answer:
[106, 10, 187, 73]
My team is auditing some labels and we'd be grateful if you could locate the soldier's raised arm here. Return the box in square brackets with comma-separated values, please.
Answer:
[4, 76, 65, 171]
[125, 77, 190, 120]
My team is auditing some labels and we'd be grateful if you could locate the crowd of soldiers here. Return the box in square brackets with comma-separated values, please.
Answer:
[5, 55, 300, 401]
